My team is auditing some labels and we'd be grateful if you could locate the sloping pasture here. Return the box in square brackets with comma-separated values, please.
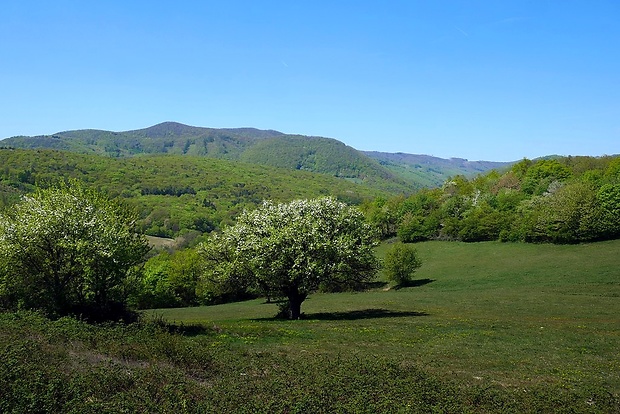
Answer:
[150, 241, 620, 405]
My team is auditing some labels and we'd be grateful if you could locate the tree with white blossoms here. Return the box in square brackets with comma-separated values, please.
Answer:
[0, 181, 150, 321]
[200, 197, 380, 319]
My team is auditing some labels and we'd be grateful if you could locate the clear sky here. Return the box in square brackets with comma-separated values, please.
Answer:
[1, 1, 618, 161]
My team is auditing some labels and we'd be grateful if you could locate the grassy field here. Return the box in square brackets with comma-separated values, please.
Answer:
[148, 241, 620, 405]
[2, 240, 619, 412]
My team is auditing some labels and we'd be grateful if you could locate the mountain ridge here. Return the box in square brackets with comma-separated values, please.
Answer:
[1, 122, 514, 189]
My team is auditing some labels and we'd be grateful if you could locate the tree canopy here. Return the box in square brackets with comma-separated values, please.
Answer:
[362, 156, 620, 244]
[0, 181, 150, 321]
[200, 197, 379, 319]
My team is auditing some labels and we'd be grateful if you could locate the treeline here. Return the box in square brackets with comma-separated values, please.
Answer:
[362, 156, 620, 244]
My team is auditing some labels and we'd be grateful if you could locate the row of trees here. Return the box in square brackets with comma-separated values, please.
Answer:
[362, 156, 620, 244]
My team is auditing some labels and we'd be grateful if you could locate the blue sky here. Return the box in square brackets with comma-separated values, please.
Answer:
[1, 1, 618, 161]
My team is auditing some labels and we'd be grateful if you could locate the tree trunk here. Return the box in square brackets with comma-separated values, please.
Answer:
[287, 290, 307, 320]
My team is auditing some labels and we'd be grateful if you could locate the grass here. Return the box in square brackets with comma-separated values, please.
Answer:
[2, 240, 619, 412]
[150, 240, 620, 394]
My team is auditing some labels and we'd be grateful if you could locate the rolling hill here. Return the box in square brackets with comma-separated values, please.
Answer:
[1, 122, 510, 190]
[0, 148, 390, 238]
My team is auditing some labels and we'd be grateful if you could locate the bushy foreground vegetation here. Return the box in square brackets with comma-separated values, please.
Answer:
[363, 156, 620, 244]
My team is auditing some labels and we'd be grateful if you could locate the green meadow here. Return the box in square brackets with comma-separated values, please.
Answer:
[144, 240, 620, 411]
[2, 240, 619, 412]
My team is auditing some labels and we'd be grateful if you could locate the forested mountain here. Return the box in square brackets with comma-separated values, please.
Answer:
[1, 122, 507, 190]
[1, 122, 284, 158]
[239, 136, 414, 193]
[0, 148, 388, 239]
[363, 151, 514, 187]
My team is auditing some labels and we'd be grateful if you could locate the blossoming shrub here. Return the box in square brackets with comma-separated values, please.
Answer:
[0, 181, 150, 321]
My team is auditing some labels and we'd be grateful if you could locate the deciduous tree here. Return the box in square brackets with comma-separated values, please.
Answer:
[0, 181, 149, 320]
[200, 197, 379, 319]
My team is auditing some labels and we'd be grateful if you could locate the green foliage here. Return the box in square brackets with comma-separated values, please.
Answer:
[383, 242, 422, 285]
[1, 122, 281, 157]
[597, 183, 620, 239]
[0, 181, 150, 320]
[379, 155, 620, 244]
[529, 182, 601, 243]
[131, 248, 208, 309]
[3, 240, 620, 413]
[200, 197, 380, 319]
[521, 159, 573, 195]
[0, 148, 390, 238]
[360, 196, 401, 239]
[2, 123, 418, 193]
[395, 189, 442, 242]
[240, 135, 415, 193]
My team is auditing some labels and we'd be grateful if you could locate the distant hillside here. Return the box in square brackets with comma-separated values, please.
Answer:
[0, 148, 389, 238]
[2, 122, 416, 193]
[239, 136, 415, 193]
[363, 151, 514, 187]
[1, 122, 284, 158]
[2, 122, 511, 190]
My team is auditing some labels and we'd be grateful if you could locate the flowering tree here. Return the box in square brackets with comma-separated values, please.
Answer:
[0, 181, 150, 320]
[200, 197, 379, 319]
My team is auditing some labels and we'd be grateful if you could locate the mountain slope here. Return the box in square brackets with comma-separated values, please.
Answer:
[0, 148, 388, 237]
[239, 135, 416, 193]
[2, 122, 284, 158]
[1, 123, 417, 192]
[364, 151, 514, 187]
[2, 122, 511, 190]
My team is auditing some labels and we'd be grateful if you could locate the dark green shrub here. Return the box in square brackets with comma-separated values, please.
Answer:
[383, 242, 422, 286]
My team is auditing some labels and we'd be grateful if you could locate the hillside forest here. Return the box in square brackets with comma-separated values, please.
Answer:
[1, 143, 619, 310]
[363, 156, 620, 244]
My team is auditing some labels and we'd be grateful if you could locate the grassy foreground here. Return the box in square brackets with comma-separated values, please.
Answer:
[2, 241, 620, 412]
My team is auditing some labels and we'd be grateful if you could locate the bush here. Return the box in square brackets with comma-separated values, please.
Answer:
[383, 242, 422, 286]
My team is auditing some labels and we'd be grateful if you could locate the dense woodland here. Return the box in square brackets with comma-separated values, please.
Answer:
[1, 122, 416, 194]
[2, 122, 509, 192]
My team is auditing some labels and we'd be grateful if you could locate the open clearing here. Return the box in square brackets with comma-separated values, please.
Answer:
[149, 240, 620, 393]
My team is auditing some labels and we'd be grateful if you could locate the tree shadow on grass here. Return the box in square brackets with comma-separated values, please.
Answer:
[363, 281, 389, 290]
[253, 308, 428, 321]
[392, 278, 435, 290]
